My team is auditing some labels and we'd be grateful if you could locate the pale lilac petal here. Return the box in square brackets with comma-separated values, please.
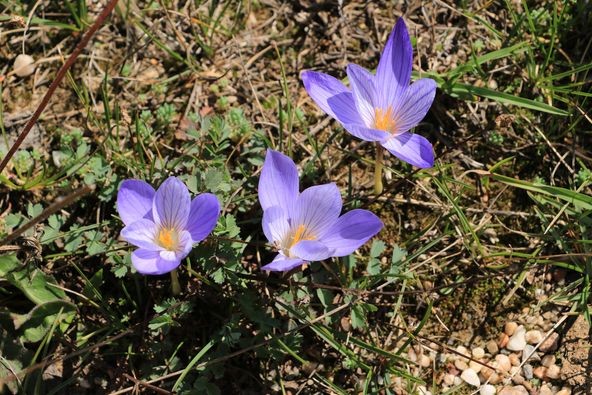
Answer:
[117, 180, 155, 226]
[258, 150, 299, 216]
[121, 219, 161, 251]
[163, 230, 193, 261]
[392, 78, 436, 134]
[342, 124, 390, 142]
[346, 64, 377, 127]
[186, 193, 220, 243]
[262, 206, 290, 244]
[301, 71, 364, 125]
[261, 254, 306, 272]
[293, 183, 341, 239]
[290, 240, 333, 261]
[376, 18, 413, 109]
[319, 209, 383, 256]
[153, 177, 191, 229]
[381, 132, 434, 168]
[131, 249, 180, 275]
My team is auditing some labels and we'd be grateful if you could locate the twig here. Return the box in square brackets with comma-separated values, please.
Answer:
[0, 0, 120, 174]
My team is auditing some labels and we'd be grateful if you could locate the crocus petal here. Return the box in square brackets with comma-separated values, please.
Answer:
[186, 193, 220, 243]
[320, 209, 383, 256]
[375, 18, 413, 109]
[342, 124, 390, 142]
[290, 240, 333, 261]
[346, 64, 377, 127]
[167, 230, 193, 260]
[153, 177, 191, 229]
[261, 254, 306, 272]
[262, 206, 290, 244]
[131, 249, 180, 275]
[117, 180, 155, 226]
[121, 219, 161, 251]
[258, 150, 299, 216]
[301, 71, 364, 126]
[293, 183, 342, 239]
[392, 78, 436, 134]
[381, 132, 434, 168]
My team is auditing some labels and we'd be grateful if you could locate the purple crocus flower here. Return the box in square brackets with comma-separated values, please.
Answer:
[259, 149, 383, 271]
[301, 18, 436, 168]
[117, 177, 220, 275]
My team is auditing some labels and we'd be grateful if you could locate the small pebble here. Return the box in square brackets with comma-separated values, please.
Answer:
[525, 330, 543, 344]
[539, 332, 559, 352]
[495, 354, 511, 372]
[417, 385, 431, 395]
[460, 368, 481, 387]
[533, 366, 547, 379]
[453, 376, 462, 386]
[522, 345, 540, 363]
[541, 354, 556, 367]
[443, 374, 455, 386]
[522, 364, 533, 380]
[454, 359, 469, 371]
[539, 384, 553, 395]
[507, 326, 526, 351]
[546, 364, 561, 380]
[419, 354, 431, 368]
[498, 333, 509, 349]
[556, 388, 571, 395]
[456, 345, 469, 357]
[505, 321, 518, 336]
[469, 360, 483, 373]
[508, 353, 520, 366]
[13, 54, 36, 77]
[487, 340, 499, 354]
[472, 347, 485, 359]
[499, 385, 528, 395]
[480, 384, 496, 395]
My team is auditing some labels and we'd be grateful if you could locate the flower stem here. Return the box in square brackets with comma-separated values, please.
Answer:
[374, 143, 384, 195]
[170, 269, 181, 296]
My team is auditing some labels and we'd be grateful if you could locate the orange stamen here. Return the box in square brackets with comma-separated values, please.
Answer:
[157, 228, 178, 250]
[373, 106, 396, 132]
[287, 224, 315, 249]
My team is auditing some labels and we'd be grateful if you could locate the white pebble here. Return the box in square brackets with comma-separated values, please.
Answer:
[495, 354, 511, 372]
[525, 330, 543, 344]
[546, 364, 561, 380]
[469, 360, 483, 373]
[480, 384, 496, 395]
[541, 354, 556, 367]
[460, 368, 481, 387]
[472, 347, 485, 359]
[13, 54, 35, 77]
[507, 326, 526, 351]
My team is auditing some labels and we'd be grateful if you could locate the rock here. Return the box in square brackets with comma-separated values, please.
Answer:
[539, 384, 553, 395]
[498, 385, 528, 395]
[456, 345, 469, 357]
[525, 330, 543, 344]
[469, 360, 483, 373]
[495, 354, 511, 372]
[541, 354, 555, 367]
[486, 339, 499, 355]
[521, 345, 540, 363]
[546, 364, 561, 380]
[508, 353, 520, 366]
[460, 368, 481, 387]
[454, 359, 469, 371]
[533, 366, 547, 379]
[523, 364, 533, 380]
[480, 384, 496, 395]
[417, 385, 431, 395]
[13, 54, 35, 77]
[507, 326, 526, 351]
[539, 332, 559, 353]
[505, 321, 518, 336]
[556, 388, 571, 395]
[498, 333, 509, 349]
[443, 373, 455, 385]
[419, 354, 431, 368]
[472, 347, 485, 359]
